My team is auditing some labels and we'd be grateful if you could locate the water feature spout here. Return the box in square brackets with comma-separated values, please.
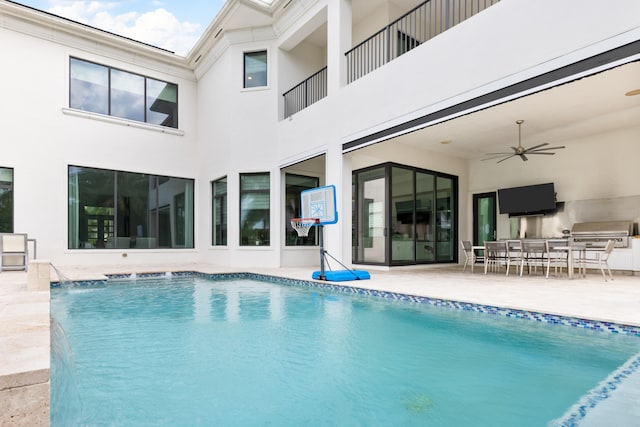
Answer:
[49, 263, 73, 287]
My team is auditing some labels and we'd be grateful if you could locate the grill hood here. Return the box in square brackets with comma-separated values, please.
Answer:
[571, 220, 633, 235]
[571, 220, 634, 248]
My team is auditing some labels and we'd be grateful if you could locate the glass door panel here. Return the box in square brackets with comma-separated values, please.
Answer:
[473, 192, 496, 246]
[355, 167, 386, 264]
[436, 176, 454, 261]
[416, 172, 435, 262]
[391, 167, 414, 263]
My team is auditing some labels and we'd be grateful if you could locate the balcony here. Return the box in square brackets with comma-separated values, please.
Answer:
[283, 67, 327, 119]
[281, 0, 499, 118]
[345, 0, 500, 83]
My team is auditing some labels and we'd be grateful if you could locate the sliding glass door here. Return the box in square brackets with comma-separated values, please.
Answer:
[354, 167, 387, 264]
[353, 163, 457, 266]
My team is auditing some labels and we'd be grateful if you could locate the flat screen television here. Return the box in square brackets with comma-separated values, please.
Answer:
[497, 183, 556, 215]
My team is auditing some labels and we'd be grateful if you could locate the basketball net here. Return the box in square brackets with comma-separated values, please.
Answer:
[291, 218, 318, 237]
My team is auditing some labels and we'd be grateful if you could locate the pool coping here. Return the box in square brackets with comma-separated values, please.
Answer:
[51, 270, 640, 426]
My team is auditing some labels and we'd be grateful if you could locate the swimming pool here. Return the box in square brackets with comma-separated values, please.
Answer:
[51, 273, 640, 426]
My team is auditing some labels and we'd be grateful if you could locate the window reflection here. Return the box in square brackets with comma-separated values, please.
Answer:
[110, 69, 145, 122]
[70, 58, 109, 115]
[147, 78, 178, 127]
[244, 51, 267, 88]
[69, 58, 178, 128]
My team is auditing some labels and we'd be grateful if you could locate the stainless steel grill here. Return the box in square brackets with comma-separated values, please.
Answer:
[571, 220, 634, 248]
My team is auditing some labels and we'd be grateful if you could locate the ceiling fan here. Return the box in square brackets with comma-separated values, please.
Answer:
[483, 120, 566, 163]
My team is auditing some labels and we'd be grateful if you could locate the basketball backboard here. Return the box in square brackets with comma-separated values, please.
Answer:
[300, 185, 338, 225]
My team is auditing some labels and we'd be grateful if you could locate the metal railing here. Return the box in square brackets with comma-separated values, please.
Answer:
[345, 0, 500, 83]
[283, 66, 328, 119]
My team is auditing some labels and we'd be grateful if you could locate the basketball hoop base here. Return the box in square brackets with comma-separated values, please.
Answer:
[312, 269, 371, 282]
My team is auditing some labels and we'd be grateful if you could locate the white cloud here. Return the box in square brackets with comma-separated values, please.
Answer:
[46, 1, 201, 56]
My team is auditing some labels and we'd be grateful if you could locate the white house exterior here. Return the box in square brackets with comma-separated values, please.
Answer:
[1, 0, 639, 270]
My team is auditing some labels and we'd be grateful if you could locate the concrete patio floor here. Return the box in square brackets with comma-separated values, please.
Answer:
[2, 262, 640, 425]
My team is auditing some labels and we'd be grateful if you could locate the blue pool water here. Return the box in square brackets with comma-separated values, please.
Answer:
[51, 275, 640, 426]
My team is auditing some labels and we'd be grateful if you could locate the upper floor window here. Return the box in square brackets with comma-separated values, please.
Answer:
[0, 167, 14, 233]
[69, 57, 178, 128]
[243, 51, 267, 88]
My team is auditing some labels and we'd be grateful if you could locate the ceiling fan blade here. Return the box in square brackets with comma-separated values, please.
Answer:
[523, 143, 549, 152]
[527, 152, 556, 155]
[528, 145, 566, 152]
[496, 154, 517, 163]
[520, 154, 528, 161]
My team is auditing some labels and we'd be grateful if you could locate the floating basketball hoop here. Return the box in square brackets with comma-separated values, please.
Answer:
[291, 218, 318, 237]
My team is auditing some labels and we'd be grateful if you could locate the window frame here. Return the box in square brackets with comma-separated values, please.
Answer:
[212, 176, 228, 246]
[68, 165, 194, 250]
[239, 172, 270, 247]
[243, 50, 268, 89]
[0, 166, 14, 233]
[69, 57, 179, 129]
[284, 173, 319, 246]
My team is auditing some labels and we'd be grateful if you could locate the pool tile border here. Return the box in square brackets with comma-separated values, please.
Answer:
[52, 270, 640, 425]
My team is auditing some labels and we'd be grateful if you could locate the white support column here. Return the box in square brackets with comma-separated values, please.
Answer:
[324, 143, 344, 264]
[327, 0, 352, 94]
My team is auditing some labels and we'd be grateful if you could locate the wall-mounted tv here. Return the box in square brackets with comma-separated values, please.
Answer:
[497, 183, 556, 215]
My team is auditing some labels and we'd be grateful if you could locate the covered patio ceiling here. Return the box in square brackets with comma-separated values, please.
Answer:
[391, 60, 640, 160]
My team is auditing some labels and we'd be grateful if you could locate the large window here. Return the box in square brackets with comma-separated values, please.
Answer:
[212, 177, 227, 246]
[68, 166, 193, 249]
[285, 174, 319, 246]
[243, 51, 267, 88]
[70, 57, 178, 128]
[240, 173, 270, 246]
[0, 167, 14, 233]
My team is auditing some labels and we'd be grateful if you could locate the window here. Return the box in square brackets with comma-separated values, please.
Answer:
[70, 57, 178, 128]
[285, 174, 319, 246]
[244, 51, 267, 88]
[240, 173, 270, 246]
[68, 166, 193, 249]
[0, 167, 14, 233]
[212, 177, 227, 246]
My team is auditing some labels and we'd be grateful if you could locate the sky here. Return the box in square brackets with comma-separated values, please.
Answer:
[14, 0, 227, 56]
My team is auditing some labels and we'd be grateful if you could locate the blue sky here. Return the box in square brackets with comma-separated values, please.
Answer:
[14, 0, 227, 55]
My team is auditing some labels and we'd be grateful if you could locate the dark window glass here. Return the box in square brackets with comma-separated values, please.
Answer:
[69, 58, 178, 129]
[285, 174, 319, 246]
[70, 58, 109, 115]
[244, 51, 267, 88]
[0, 167, 14, 233]
[68, 166, 193, 249]
[240, 173, 270, 246]
[110, 69, 145, 122]
[212, 177, 227, 246]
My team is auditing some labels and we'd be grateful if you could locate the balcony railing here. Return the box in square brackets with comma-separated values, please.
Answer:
[345, 0, 500, 83]
[283, 67, 328, 119]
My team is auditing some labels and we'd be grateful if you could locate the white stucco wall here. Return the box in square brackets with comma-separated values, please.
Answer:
[1, 19, 198, 267]
[2, 0, 639, 270]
